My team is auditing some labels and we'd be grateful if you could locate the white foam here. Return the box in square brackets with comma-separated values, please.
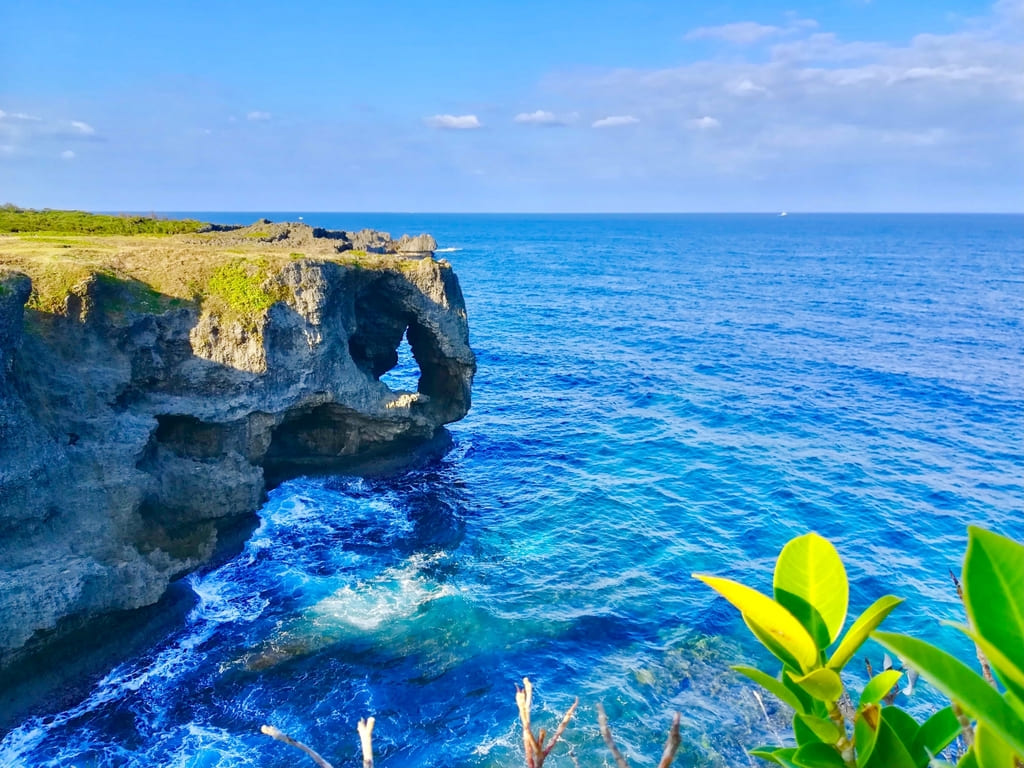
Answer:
[309, 553, 453, 631]
[435, 247, 461, 253]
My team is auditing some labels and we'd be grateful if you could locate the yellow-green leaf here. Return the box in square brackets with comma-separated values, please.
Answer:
[694, 574, 819, 672]
[774, 533, 849, 649]
[796, 714, 841, 744]
[974, 721, 1021, 767]
[874, 631, 1024, 756]
[733, 665, 807, 713]
[859, 670, 902, 707]
[911, 707, 961, 766]
[951, 622, 1024, 707]
[787, 668, 844, 702]
[827, 595, 903, 671]
[963, 527, 1024, 678]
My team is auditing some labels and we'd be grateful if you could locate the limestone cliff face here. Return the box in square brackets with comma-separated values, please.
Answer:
[0, 256, 475, 667]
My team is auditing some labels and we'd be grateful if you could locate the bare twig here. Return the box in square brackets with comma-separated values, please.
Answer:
[952, 702, 975, 749]
[596, 703, 682, 768]
[951, 570, 998, 689]
[596, 703, 631, 768]
[358, 717, 375, 768]
[260, 724, 335, 768]
[516, 678, 579, 768]
[656, 712, 682, 768]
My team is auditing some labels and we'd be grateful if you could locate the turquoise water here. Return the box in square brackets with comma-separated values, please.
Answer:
[2, 214, 1022, 767]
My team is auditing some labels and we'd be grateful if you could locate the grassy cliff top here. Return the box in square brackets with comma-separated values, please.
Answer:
[0, 208, 428, 319]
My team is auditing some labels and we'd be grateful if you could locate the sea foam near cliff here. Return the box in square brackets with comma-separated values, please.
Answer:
[2, 213, 1022, 767]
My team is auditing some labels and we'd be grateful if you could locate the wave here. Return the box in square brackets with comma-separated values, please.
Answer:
[435, 247, 461, 253]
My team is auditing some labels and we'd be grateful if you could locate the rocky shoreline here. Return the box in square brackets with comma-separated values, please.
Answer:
[0, 222, 475, 668]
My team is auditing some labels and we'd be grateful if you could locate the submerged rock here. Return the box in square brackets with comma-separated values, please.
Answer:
[0, 250, 475, 667]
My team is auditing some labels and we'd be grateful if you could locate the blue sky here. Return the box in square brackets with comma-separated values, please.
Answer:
[1, 0, 1021, 211]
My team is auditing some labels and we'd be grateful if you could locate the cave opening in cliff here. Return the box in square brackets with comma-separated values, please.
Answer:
[379, 331, 420, 392]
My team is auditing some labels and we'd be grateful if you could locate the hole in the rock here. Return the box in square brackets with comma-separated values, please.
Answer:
[265, 404, 358, 465]
[379, 331, 419, 392]
[154, 414, 224, 459]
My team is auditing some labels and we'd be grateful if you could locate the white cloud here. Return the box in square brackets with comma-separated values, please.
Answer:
[0, 110, 42, 125]
[514, 110, 566, 126]
[592, 115, 639, 128]
[60, 149, 75, 160]
[690, 116, 721, 130]
[70, 120, 95, 135]
[425, 114, 482, 129]
[685, 21, 783, 44]
[541, 2, 1023, 201]
[729, 78, 770, 96]
[246, 111, 272, 121]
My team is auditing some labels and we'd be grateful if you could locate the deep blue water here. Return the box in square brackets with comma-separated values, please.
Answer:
[2, 214, 1022, 767]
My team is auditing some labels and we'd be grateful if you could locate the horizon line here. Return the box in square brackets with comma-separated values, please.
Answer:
[119, 209, 1023, 216]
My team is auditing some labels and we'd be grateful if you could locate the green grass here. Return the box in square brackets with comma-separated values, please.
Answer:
[203, 260, 289, 328]
[0, 206, 205, 235]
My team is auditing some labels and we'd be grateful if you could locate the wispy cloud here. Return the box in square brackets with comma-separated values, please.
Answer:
[246, 111, 272, 121]
[514, 110, 568, 126]
[0, 109, 101, 154]
[592, 115, 639, 128]
[0, 110, 41, 122]
[535, 2, 1022, 208]
[60, 149, 75, 160]
[690, 116, 721, 130]
[685, 18, 818, 45]
[685, 21, 783, 44]
[425, 114, 482, 129]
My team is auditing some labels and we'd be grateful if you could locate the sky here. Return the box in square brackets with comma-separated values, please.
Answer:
[1, 0, 1021, 212]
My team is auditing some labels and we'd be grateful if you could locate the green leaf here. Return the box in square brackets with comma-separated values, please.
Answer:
[774, 532, 849, 649]
[952, 623, 1024, 708]
[881, 706, 921, 757]
[828, 595, 904, 671]
[796, 713, 841, 744]
[747, 614, 808, 674]
[956, 749, 979, 768]
[855, 705, 881, 767]
[750, 747, 786, 765]
[788, 668, 844, 702]
[793, 743, 846, 768]
[963, 527, 1024, 677]
[974, 721, 1021, 768]
[795, 714, 826, 746]
[911, 706, 961, 765]
[859, 670, 903, 707]
[694, 573, 820, 672]
[784, 669, 820, 717]
[733, 665, 807, 713]
[874, 631, 1024, 756]
[865, 717, 919, 768]
[751, 747, 800, 767]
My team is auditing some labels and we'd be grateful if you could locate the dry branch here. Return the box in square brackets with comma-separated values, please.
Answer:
[260, 724, 335, 768]
[516, 677, 579, 768]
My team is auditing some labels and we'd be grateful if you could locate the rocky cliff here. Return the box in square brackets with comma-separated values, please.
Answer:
[0, 228, 475, 668]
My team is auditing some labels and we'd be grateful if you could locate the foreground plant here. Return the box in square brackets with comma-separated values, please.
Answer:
[693, 528, 1024, 768]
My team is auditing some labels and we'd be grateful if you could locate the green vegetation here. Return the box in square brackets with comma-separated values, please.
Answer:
[694, 528, 1024, 767]
[0, 205, 204, 235]
[203, 259, 289, 328]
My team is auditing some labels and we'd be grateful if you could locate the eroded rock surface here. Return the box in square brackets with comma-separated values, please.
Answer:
[0, 252, 474, 667]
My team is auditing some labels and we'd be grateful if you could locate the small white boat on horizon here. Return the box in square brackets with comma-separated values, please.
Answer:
[779, 211, 788, 217]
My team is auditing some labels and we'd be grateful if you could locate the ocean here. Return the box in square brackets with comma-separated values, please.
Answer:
[1, 214, 1022, 767]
